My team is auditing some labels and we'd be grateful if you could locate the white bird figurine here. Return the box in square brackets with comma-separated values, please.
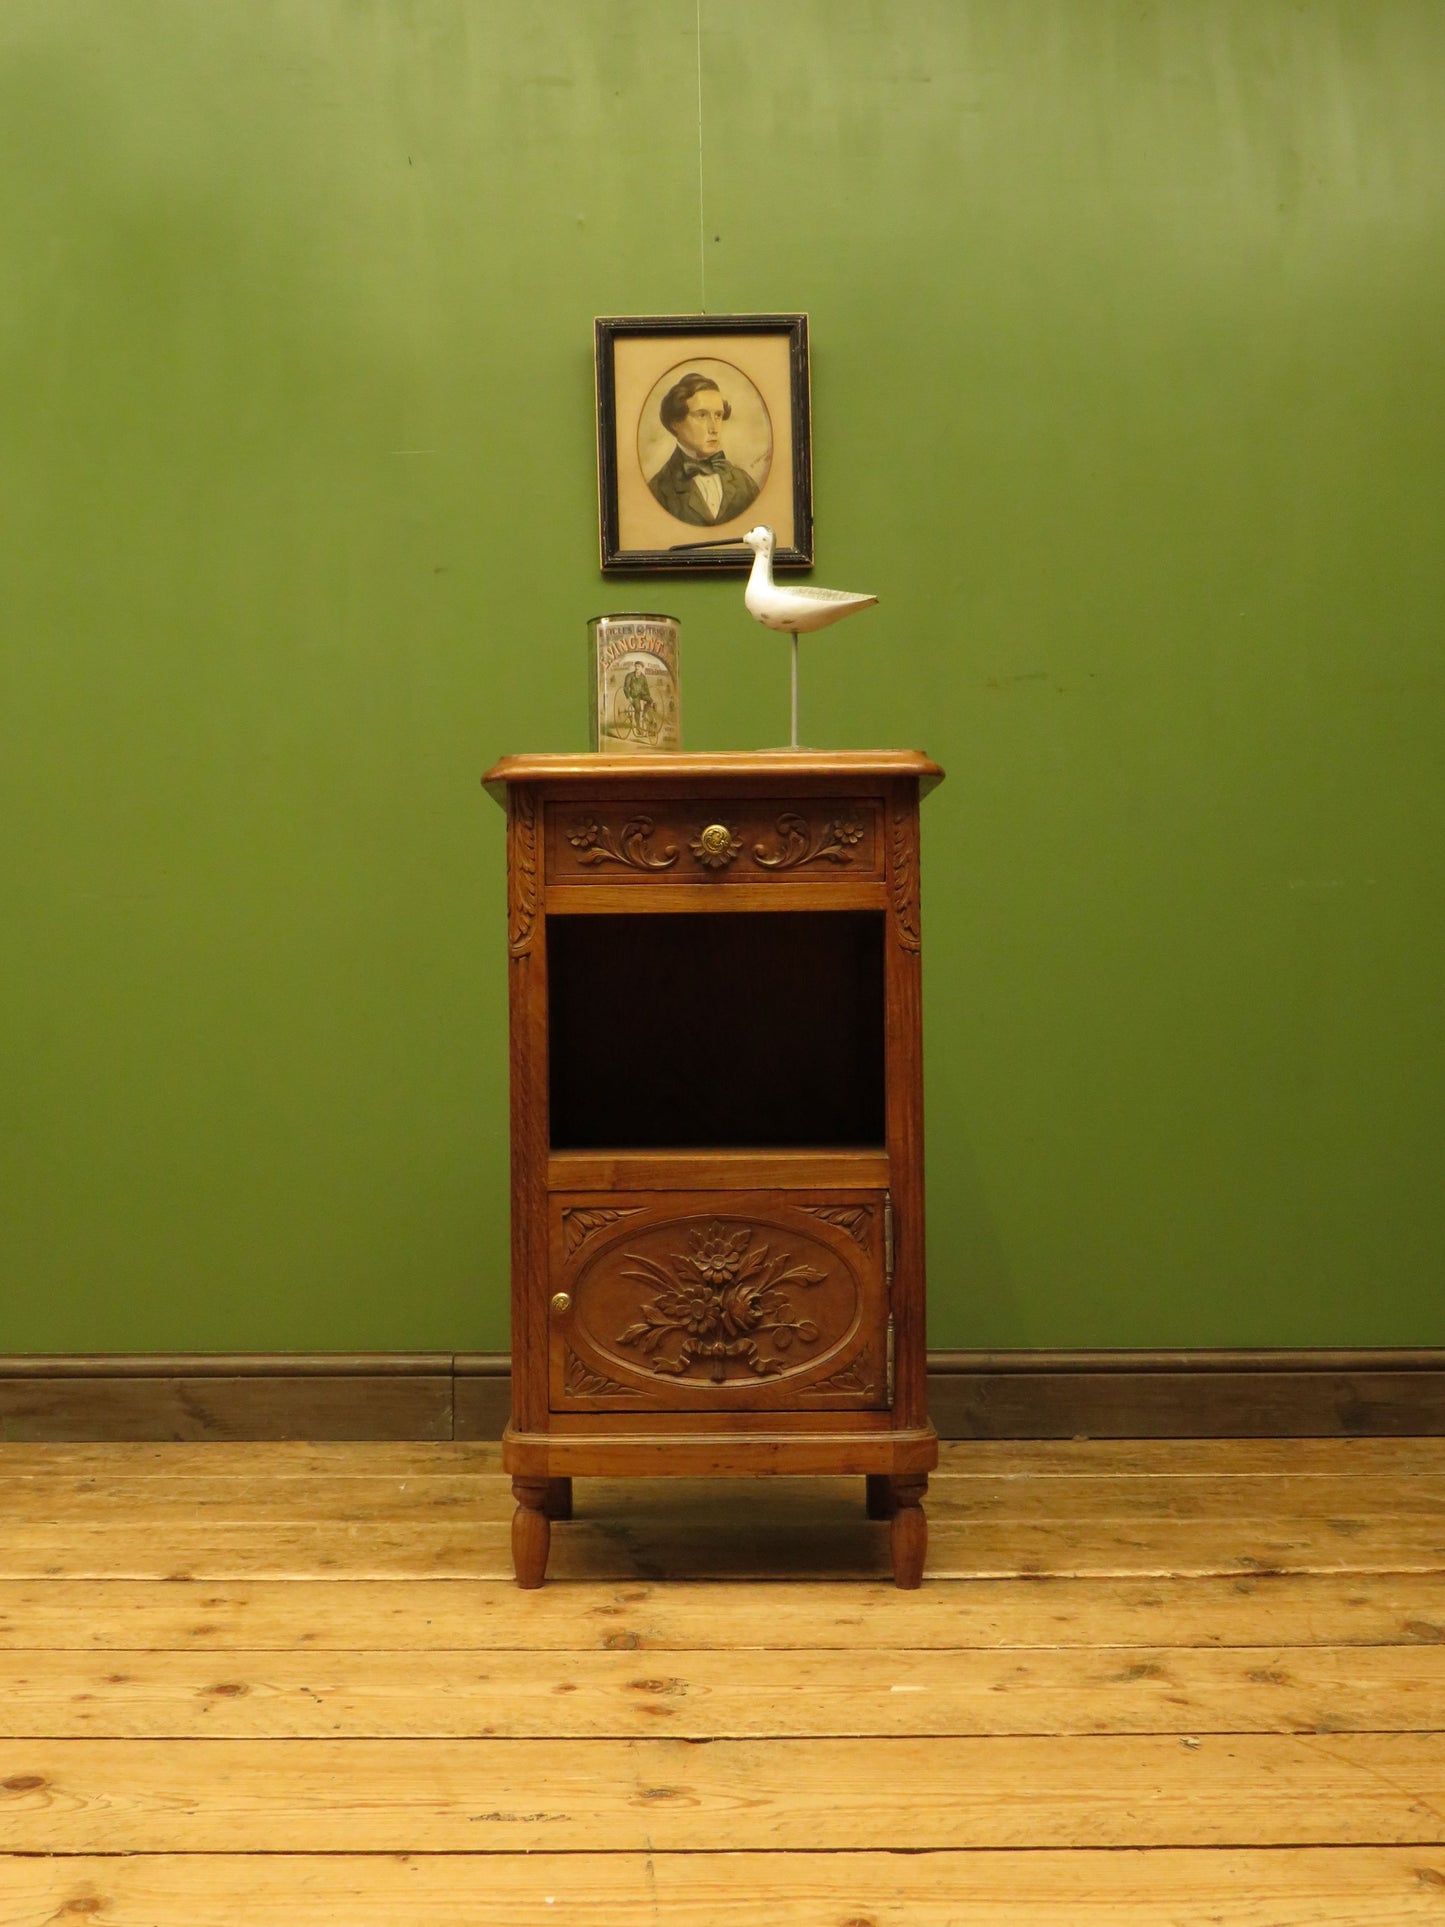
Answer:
[741, 525, 878, 748]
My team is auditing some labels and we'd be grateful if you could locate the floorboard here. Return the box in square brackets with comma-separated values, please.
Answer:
[0, 1571, 1439, 1650]
[3, 1848, 1445, 1927]
[2, 1642, 1443, 1737]
[1, 1436, 1442, 1918]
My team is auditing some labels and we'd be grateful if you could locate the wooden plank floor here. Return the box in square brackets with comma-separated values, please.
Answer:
[1, 1439, 1443, 1924]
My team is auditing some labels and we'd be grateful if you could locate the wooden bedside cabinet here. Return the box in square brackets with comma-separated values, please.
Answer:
[482, 750, 943, 1587]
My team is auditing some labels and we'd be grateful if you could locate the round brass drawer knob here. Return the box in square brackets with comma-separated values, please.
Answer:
[550, 1292, 572, 1315]
[691, 821, 741, 869]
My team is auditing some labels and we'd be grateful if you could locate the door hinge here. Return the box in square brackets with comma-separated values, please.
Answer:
[883, 1193, 895, 1285]
[886, 1314, 896, 1405]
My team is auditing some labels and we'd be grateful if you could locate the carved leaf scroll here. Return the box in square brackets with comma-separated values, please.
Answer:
[752, 812, 868, 871]
[890, 807, 922, 951]
[508, 787, 540, 956]
[567, 815, 678, 871]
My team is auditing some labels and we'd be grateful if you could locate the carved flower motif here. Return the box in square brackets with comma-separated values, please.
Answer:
[656, 1277, 721, 1335]
[617, 1220, 829, 1382]
[567, 818, 601, 851]
[833, 818, 865, 845]
[690, 823, 742, 870]
[689, 1223, 750, 1283]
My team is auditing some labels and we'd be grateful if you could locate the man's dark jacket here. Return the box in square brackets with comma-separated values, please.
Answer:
[647, 445, 761, 527]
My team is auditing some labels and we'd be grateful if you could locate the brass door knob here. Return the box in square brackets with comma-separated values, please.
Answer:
[550, 1292, 572, 1315]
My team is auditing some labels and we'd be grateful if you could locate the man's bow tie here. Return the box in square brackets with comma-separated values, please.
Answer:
[681, 453, 729, 477]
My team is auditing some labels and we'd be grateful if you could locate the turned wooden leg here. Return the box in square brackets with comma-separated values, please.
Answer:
[511, 1477, 552, 1589]
[543, 1476, 573, 1521]
[865, 1473, 896, 1520]
[889, 1474, 928, 1589]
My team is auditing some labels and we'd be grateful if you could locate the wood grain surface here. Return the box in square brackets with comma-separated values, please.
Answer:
[2, 1642, 1441, 1738]
[0, 1570, 1439, 1652]
[2, 1733, 1444, 1852]
[3, 1848, 1444, 1927]
[0, 1435, 1441, 1920]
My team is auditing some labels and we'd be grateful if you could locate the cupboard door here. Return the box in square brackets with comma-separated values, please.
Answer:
[549, 1192, 889, 1413]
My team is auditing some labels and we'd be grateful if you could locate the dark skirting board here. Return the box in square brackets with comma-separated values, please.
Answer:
[0, 1350, 1440, 1441]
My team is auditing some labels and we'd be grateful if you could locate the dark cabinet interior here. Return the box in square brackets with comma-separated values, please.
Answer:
[546, 909, 887, 1151]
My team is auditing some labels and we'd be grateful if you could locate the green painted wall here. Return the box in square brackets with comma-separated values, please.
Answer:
[3, 1, 1442, 1353]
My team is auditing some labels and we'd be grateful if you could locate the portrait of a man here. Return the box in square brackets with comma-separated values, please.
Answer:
[596, 314, 809, 570]
[646, 370, 762, 528]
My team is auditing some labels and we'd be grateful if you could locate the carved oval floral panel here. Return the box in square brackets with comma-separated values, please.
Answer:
[552, 1201, 886, 1411]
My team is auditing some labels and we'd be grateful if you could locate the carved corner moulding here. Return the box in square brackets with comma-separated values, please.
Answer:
[562, 1206, 643, 1258]
[801, 1348, 878, 1398]
[508, 788, 540, 955]
[564, 1349, 640, 1399]
[799, 1204, 874, 1252]
[890, 806, 922, 951]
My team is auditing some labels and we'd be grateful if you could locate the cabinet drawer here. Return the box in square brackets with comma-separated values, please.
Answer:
[545, 797, 882, 885]
[549, 1191, 890, 1413]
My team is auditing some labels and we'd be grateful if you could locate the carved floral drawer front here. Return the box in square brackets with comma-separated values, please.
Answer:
[545, 798, 882, 884]
[549, 1193, 890, 1412]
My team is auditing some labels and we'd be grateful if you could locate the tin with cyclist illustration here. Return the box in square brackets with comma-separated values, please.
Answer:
[587, 613, 681, 753]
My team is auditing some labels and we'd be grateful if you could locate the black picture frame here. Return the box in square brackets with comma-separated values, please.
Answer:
[595, 313, 812, 573]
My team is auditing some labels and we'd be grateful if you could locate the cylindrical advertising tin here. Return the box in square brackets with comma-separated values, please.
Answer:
[587, 613, 681, 752]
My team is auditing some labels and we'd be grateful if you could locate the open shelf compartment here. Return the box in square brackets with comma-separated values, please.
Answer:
[546, 909, 887, 1153]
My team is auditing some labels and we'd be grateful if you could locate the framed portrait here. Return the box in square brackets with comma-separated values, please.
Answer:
[595, 313, 812, 573]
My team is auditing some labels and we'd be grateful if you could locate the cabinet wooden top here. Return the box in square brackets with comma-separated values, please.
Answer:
[483, 749, 944, 806]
